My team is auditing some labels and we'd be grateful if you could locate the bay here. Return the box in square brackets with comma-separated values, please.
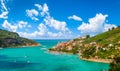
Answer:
[0, 40, 109, 71]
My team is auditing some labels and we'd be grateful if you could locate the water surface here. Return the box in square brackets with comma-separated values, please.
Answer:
[0, 40, 109, 71]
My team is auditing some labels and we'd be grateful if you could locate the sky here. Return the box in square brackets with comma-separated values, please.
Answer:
[0, 0, 120, 39]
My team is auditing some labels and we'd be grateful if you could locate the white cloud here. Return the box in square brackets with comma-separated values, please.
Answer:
[18, 23, 48, 38]
[37, 23, 48, 36]
[77, 13, 117, 35]
[104, 24, 116, 31]
[18, 22, 70, 39]
[0, 11, 8, 19]
[18, 32, 37, 38]
[28, 25, 32, 28]
[18, 21, 28, 29]
[44, 15, 70, 33]
[0, 0, 8, 19]
[68, 15, 82, 21]
[0, 0, 7, 11]
[35, 3, 49, 16]
[18, 31, 63, 39]
[2, 20, 32, 32]
[2, 20, 18, 32]
[34, 4, 42, 10]
[48, 32, 62, 37]
[26, 9, 39, 21]
[20, 3, 71, 39]
[41, 3, 49, 16]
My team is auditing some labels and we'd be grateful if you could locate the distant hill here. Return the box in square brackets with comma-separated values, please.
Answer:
[49, 26, 120, 61]
[0, 29, 40, 48]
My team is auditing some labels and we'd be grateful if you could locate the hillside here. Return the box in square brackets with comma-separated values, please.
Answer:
[49, 27, 120, 62]
[0, 29, 40, 48]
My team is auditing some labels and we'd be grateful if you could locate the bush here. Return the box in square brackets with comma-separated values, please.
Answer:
[109, 56, 120, 71]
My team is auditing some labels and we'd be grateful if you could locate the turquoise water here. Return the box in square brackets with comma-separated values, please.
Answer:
[0, 40, 109, 71]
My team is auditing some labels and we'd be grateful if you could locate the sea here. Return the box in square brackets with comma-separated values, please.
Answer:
[0, 40, 109, 71]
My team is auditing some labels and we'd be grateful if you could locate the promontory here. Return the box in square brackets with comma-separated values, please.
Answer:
[0, 29, 40, 48]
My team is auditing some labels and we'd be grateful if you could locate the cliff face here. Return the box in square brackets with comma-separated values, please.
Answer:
[0, 29, 40, 48]
[49, 27, 120, 60]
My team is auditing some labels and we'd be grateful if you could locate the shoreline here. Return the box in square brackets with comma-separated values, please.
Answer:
[0, 43, 41, 48]
[81, 57, 113, 63]
[49, 50, 113, 64]
[48, 50, 74, 55]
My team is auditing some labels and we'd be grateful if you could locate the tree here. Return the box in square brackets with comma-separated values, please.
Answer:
[112, 27, 115, 30]
[118, 26, 120, 28]
[109, 56, 120, 71]
[108, 28, 111, 31]
[86, 35, 90, 39]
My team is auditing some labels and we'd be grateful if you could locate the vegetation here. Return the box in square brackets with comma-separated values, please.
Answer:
[49, 26, 120, 70]
[0, 29, 40, 48]
[81, 27, 120, 59]
[50, 27, 120, 59]
[109, 56, 120, 71]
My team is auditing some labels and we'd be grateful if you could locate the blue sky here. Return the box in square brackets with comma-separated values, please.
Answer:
[0, 0, 120, 39]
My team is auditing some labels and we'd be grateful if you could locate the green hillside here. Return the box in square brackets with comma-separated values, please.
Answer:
[84, 27, 120, 47]
[49, 26, 120, 71]
[0, 29, 40, 48]
[50, 26, 120, 59]
[82, 27, 120, 59]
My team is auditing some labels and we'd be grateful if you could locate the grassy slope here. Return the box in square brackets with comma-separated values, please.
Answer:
[84, 27, 120, 45]
[50, 27, 120, 59]
[81, 27, 120, 59]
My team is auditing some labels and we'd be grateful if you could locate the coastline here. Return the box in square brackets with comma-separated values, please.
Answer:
[0, 43, 40, 48]
[49, 50, 113, 64]
[25, 43, 41, 47]
[48, 50, 74, 55]
[81, 57, 113, 63]
[17, 43, 41, 48]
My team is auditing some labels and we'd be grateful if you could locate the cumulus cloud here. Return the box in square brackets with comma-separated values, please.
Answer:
[34, 4, 42, 10]
[18, 23, 68, 38]
[104, 24, 116, 31]
[0, 0, 8, 19]
[26, 3, 49, 20]
[26, 9, 39, 21]
[21, 3, 71, 39]
[2, 20, 18, 32]
[18, 25, 46, 39]
[18, 21, 28, 29]
[35, 3, 70, 33]
[35, 3, 49, 16]
[28, 25, 31, 28]
[44, 15, 70, 33]
[0, 0, 7, 11]
[37, 23, 48, 36]
[18, 32, 37, 38]
[68, 15, 82, 21]
[0, 11, 8, 19]
[41, 3, 49, 16]
[18, 23, 48, 38]
[48, 32, 62, 37]
[2, 20, 32, 32]
[77, 13, 117, 35]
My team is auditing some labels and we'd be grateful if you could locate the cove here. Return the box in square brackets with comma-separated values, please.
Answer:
[0, 40, 109, 71]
